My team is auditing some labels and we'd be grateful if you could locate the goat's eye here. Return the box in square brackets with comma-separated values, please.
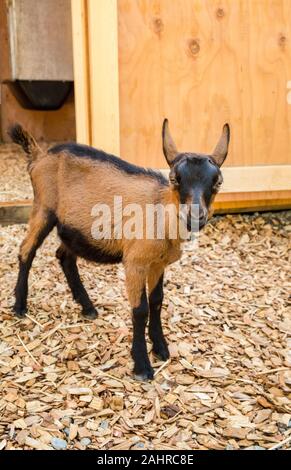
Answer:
[174, 173, 181, 184]
[170, 172, 180, 186]
[213, 179, 222, 192]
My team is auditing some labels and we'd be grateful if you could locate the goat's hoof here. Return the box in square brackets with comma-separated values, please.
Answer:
[82, 307, 98, 320]
[153, 342, 170, 361]
[133, 365, 154, 382]
[13, 305, 27, 318]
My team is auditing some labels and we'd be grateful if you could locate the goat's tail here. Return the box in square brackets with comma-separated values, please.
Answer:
[8, 124, 42, 162]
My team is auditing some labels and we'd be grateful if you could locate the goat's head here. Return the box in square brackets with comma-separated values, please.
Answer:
[162, 119, 230, 231]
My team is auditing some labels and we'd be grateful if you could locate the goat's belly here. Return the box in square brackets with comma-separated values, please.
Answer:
[57, 223, 123, 264]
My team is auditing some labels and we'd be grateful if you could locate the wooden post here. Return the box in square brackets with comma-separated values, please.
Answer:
[71, 0, 91, 145]
[87, 0, 120, 155]
[71, 0, 120, 154]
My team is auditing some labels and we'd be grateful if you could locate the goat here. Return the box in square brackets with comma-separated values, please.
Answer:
[8, 120, 229, 380]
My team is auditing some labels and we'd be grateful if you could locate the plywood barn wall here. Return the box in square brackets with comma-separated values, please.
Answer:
[118, 0, 291, 165]
[71, 0, 291, 211]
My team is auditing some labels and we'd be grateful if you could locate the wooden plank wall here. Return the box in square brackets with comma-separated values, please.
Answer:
[118, 0, 291, 168]
[71, 0, 291, 212]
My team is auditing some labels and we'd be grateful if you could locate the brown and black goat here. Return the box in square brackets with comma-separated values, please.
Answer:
[8, 120, 229, 380]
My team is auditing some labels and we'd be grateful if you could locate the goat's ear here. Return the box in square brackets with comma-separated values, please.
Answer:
[212, 123, 230, 167]
[162, 119, 178, 166]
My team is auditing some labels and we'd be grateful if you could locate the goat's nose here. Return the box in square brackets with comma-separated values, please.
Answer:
[189, 210, 207, 231]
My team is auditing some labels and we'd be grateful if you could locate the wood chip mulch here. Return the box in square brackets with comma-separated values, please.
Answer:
[0, 212, 290, 450]
[0, 143, 49, 202]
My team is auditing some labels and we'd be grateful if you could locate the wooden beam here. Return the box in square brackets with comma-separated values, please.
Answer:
[0, 201, 31, 225]
[161, 165, 291, 194]
[213, 196, 291, 214]
[220, 165, 291, 193]
[1, 191, 290, 226]
[87, 0, 120, 154]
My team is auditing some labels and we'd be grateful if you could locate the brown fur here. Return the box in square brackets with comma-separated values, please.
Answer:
[25, 151, 182, 305]
[9, 120, 229, 380]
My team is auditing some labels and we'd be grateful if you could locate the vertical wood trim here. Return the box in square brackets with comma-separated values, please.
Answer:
[71, 0, 91, 145]
[0, 1, 12, 81]
[87, 0, 120, 155]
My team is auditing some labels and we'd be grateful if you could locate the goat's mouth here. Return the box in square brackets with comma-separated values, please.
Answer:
[186, 217, 207, 232]
[198, 219, 207, 231]
[178, 212, 207, 237]
[186, 222, 205, 232]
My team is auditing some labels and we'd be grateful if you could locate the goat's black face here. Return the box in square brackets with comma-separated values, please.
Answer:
[162, 119, 230, 232]
[169, 154, 223, 231]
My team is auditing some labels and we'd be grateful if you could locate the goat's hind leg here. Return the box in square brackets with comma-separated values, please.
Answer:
[14, 210, 56, 317]
[56, 244, 97, 319]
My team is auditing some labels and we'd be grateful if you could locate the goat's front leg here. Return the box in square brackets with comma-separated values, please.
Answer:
[124, 264, 153, 381]
[148, 267, 169, 361]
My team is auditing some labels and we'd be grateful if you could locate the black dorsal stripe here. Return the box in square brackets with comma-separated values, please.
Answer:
[49, 142, 168, 186]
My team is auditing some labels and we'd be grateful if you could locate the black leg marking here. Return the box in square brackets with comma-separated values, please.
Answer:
[14, 256, 33, 318]
[14, 212, 56, 318]
[131, 288, 154, 381]
[57, 223, 122, 264]
[56, 246, 97, 319]
[149, 274, 169, 361]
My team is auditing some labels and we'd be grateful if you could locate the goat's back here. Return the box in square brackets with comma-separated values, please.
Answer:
[29, 146, 175, 264]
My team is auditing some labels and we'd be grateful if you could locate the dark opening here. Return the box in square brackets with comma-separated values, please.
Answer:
[7, 80, 73, 110]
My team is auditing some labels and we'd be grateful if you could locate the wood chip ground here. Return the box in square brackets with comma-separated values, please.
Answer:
[0, 144, 290, 450]
[0, 144, 48, 202]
